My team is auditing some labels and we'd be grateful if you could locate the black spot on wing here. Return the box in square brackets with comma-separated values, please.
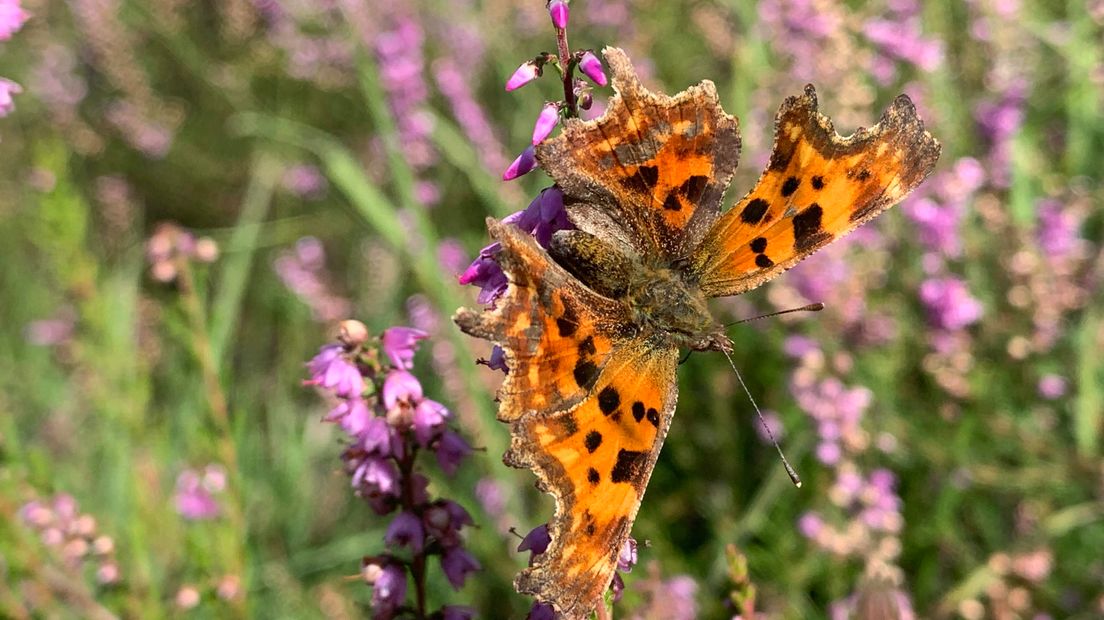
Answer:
[740, 198, 770, 224]
[577, 335, 596, 357]
[755, 254, 775, 268]
[573, 359, 599, 389]
[555, 301, 578, 337]
[750, 237, 768, 253]
[781, 176, 800, 197]
[645, 407, 660, 428]
[811, 175, 825, 189]
[793, 203, 833, 252]
[678, 175, 709, 203]
[632, 401, 645, 423]
[598, 386, 620, 415]
[585, 430, 603, 453]
[559, 412, 578, 437]
[587, 468, 600, 485]
[610, 449, 649, 490]
[662, 194, 682, 211]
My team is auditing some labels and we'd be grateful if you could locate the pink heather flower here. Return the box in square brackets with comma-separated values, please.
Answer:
[505, 186, 571, 247]
[325, 398, 371, 436]
[440, 546, 481, 589]
[506, 61, 541, 91]
[361, 416, 392, 456]
[412, 398, 449, 446]
[503, 145, 537, 180]
[380, 326, 428, 370]
[382, 370, 423, 410]
[385, 511, 426, 552]
[797, 512, 824, 539]
[175, 469, 221, 520]
[548, 0, 569, 28]
[458, 243, 508, 305]
[0, 78, 21, 117]
[578, 51, 608, 86]
[0, 0, 29, 40]
[919, 277, 983, 330]
[532, 102, 561, 144]
[307, 344, 364, 399]
[1037, 374, 1067, 400]
[435, 429, 472, 475]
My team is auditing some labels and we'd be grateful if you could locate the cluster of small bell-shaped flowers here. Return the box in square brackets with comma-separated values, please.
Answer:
[517, 524, 638, 618]
[306, 320, 477, 620]
[458, 186, 574, 373]
[20, 493, 122, 586]
[500, 0, 608, 182]
[145, 221, 220, 283]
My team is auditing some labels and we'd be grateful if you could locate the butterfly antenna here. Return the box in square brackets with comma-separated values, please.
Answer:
[719, 348, 802, 488]
[724, 302, 825, 328]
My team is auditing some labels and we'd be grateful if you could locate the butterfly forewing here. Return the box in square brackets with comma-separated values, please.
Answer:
[689, 86, 941, 297]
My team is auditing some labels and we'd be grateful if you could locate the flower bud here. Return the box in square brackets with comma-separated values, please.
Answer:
[532, 102, 560, 145]
[578, 51, 607, 87]
[506, 61, 541, 91]
[503, 145, 537, 181]
[548, 0, 569, 29]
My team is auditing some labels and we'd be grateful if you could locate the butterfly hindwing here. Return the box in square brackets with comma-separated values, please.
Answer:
[689, 86, 941, 297]
[537, 47, 741, 262]
[455, 219, 635, 421]
[507, 341, 678, 616]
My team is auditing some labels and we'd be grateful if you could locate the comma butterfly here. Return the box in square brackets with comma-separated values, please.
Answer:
[455, 48, 940, 618]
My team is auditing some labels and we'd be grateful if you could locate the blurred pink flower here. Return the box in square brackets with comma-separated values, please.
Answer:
[174, 467, 223, 521]
[0, 78, 22, 117]
[0, 0, 29, 40]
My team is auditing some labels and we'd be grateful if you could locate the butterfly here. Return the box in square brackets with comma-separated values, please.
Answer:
[455, 47, 940, 618]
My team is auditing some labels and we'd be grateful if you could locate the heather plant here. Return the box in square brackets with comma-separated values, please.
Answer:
[0, 0, 1102, 618]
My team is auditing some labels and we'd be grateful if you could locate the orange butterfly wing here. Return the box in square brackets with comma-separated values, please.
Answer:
[689, 86, 941, 296]
[456, 219, 678, 617]
[508, 341, 677, 616]
[537, 47, 741, 261]
[456, 219, 632, 422]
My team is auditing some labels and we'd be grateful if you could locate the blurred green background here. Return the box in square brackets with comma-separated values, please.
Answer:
[1, 0, 1102, 618]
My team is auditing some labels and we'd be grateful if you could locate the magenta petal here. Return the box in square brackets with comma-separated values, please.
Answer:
[579, 52, 607, 87]
[503, 145, 537, 180]
[548, 0, 569, 29]
[532, 102, 560, 145]
[505, 61, 540, 91]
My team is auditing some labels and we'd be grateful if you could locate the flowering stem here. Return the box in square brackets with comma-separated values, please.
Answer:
[555, 25, 578, 116]
[396, 436, 428, 619]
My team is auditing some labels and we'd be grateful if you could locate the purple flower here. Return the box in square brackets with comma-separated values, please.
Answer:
[1037, 374, 1067, 400]
[381, 326, 428, 370]
[355, 457, 401, 497]
[369, 561, 408, 614]
[435, 430, 472, 476]
[458, 244, 508, 306]
[0, 0, 29, 41]
[578, 51, 608, 86]
[532, 102, 561, 145]
[506, 187, 571, 247]
[503, 145, 538, 180]
[0, 78, 21, 117]
[506, 61, 541, 91]
[548, 0, 569, 28]
[797, 512, 824, 539]
[610, 572, 625, 602]
[1036, 198, 1082, 259]
[361, 416, 393, 456]
[174, 469, 221, 521]
[440, 546, 480, 589]
[617, 537, 637, 572]
[424, 500, 473, 544]
[919, 277, 983, 330]
[527, 603, 557, 620]
[518, 524, 551, 562]
[386, 511, 426, 552]
[325, 398, 372, 436]
[382, 370, 424, 410]
[413, 398, 449, 446]
[307, 344, 364, 399]
[441, 606, 476, 620]
[479, 346, 508, 372]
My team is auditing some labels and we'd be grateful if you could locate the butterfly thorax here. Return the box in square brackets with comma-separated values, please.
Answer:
[626, 263, 729, 352]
